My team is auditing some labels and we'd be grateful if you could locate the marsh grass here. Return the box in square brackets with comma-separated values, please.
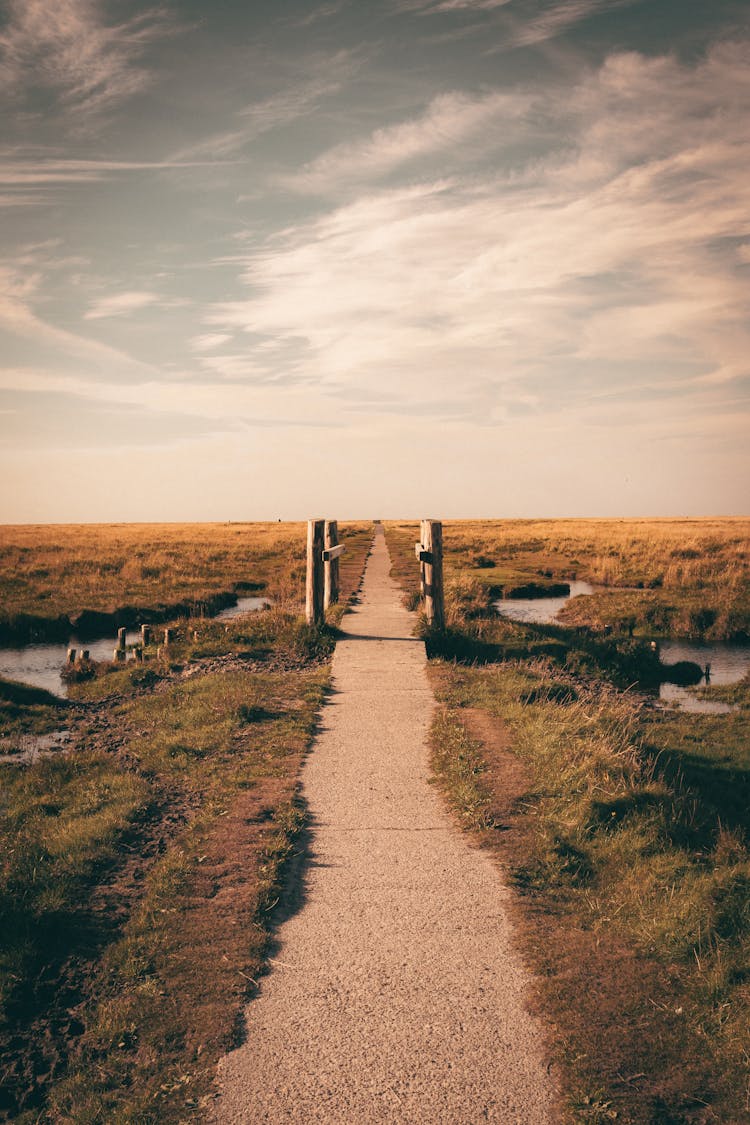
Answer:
[0, 678, 66, 738]
[383, 520, 750, 1121]
[0, 522, 373, 1121]
[429, 660, 750, 1121]
[386, 518, 750, 640]
[0, 521, 372, 642]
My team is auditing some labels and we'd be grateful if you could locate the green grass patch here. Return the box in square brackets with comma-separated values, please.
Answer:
[429, 660, 750, 1122]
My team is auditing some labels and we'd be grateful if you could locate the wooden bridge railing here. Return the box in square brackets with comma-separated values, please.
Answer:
[306, 519, 345, 625]
[415, 519, 444, 630]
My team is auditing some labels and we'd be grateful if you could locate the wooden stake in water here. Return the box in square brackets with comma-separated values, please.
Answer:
[117, 627, 127, 650]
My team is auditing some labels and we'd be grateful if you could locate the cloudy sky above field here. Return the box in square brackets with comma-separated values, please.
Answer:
[1, 0, 749, 520]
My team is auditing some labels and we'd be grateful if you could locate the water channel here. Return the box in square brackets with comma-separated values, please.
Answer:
[0, 596, 270, 698]
[494, 585, 748, 713]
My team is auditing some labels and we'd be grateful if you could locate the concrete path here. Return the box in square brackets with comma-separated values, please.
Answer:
[214, 528, 556, 1123]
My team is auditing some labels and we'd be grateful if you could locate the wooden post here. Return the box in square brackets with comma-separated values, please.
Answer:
[306, 519, 325, 626]
[419, 518, 427, 598]
[77, 649, 90, 663]
[113, 648, 126, 662]
[117, 626, 127, 650]
[141, 624, 151, 646]
[67, 648, 76, 664]
[324, 520, 339, 611]
[163, 627, 173, 645]
[423, 520, 445, 630]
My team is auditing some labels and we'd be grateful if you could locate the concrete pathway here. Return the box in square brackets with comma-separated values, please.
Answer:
[214, 528, 556, 1123]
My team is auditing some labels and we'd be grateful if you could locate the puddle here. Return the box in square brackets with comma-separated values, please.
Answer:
[0, 597, 271, 697]
[495, 585, 748, 714]
[657, 640, 749, 714]
[493, 581, 595, 625]
[0, 729, 71, 765]
[215, 596, 270, 620]
[0, 630, 142, 698]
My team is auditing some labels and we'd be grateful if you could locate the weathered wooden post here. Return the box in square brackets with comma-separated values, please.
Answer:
[67, 648, 77, 664]
[117, 626, 127, 650]
[421, 519, 445, 630]
[419, 518, 427, 598]
[324, 520, 346, 611]
[163, 627, 173, 645]
[141, 624, 151, 646]
[306, 519, 325, 626]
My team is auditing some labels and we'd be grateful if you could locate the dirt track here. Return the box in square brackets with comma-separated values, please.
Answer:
[214, 527, 556, 1123]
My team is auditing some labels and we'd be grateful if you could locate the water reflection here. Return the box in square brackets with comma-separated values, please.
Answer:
[493, 581, 595, 625]
[658, 640, 749, 714]
[494, 584, 748, 714]
[0, 629, 141, 697]
[215, 596, 269, 620]
[0, 596, 271, 697]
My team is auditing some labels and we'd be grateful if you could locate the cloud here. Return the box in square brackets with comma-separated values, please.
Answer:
[84, 291, 161, 319]
[168, 54, 358, 161]
[400, 0, 636, 42]
[279, 88, 531, 193]
[0, 0, 175, 120]
[204, 41, 750, 419]
[0, 367, 343, 430]
[0, 267, 153, 372]
[190, 333, 233, 352]
[400, 0, 512, 11]
[511, 0, 638, 46]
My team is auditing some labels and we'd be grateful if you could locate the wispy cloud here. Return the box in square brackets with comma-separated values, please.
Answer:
[189, 333, 233, 352]
[0, 267, 153, 372]
[0, 0, 176, 120]
[287, 2, 352, 29]
[401, 0, 635, 40]
[400, 0, 512, 11]
[206, 41, 750, 416]
[0, 157, 203, 186]
[84, 291, 161, 319]
[0, 154, 231, 209]
[168, 54, 358, 161]
[279, 88, 531, 193]
[511, 0, 637, 46]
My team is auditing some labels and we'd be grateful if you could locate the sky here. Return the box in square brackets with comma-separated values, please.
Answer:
[1, 0, 749, 522]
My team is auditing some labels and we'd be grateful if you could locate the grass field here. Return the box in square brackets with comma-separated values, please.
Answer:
[387, 517, 750, 641]
[385, 519, 750, 1124]
[3, 516, 748, 1122]
[0, 522, 325, 643]
[0, 521, 372, 1122]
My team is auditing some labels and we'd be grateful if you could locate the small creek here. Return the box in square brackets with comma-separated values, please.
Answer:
[494, 581, 596, 625]
[494, 584, 748, 714]
[0, 596, 270, 698]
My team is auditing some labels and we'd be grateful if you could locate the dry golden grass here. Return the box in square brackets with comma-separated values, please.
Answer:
[0, 522, 306, 619]
[386, 517, 750, 639]
[0, 521, 372, 642]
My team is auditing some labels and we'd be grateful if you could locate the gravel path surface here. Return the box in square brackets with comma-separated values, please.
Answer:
[214, 528, 557, 1123]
